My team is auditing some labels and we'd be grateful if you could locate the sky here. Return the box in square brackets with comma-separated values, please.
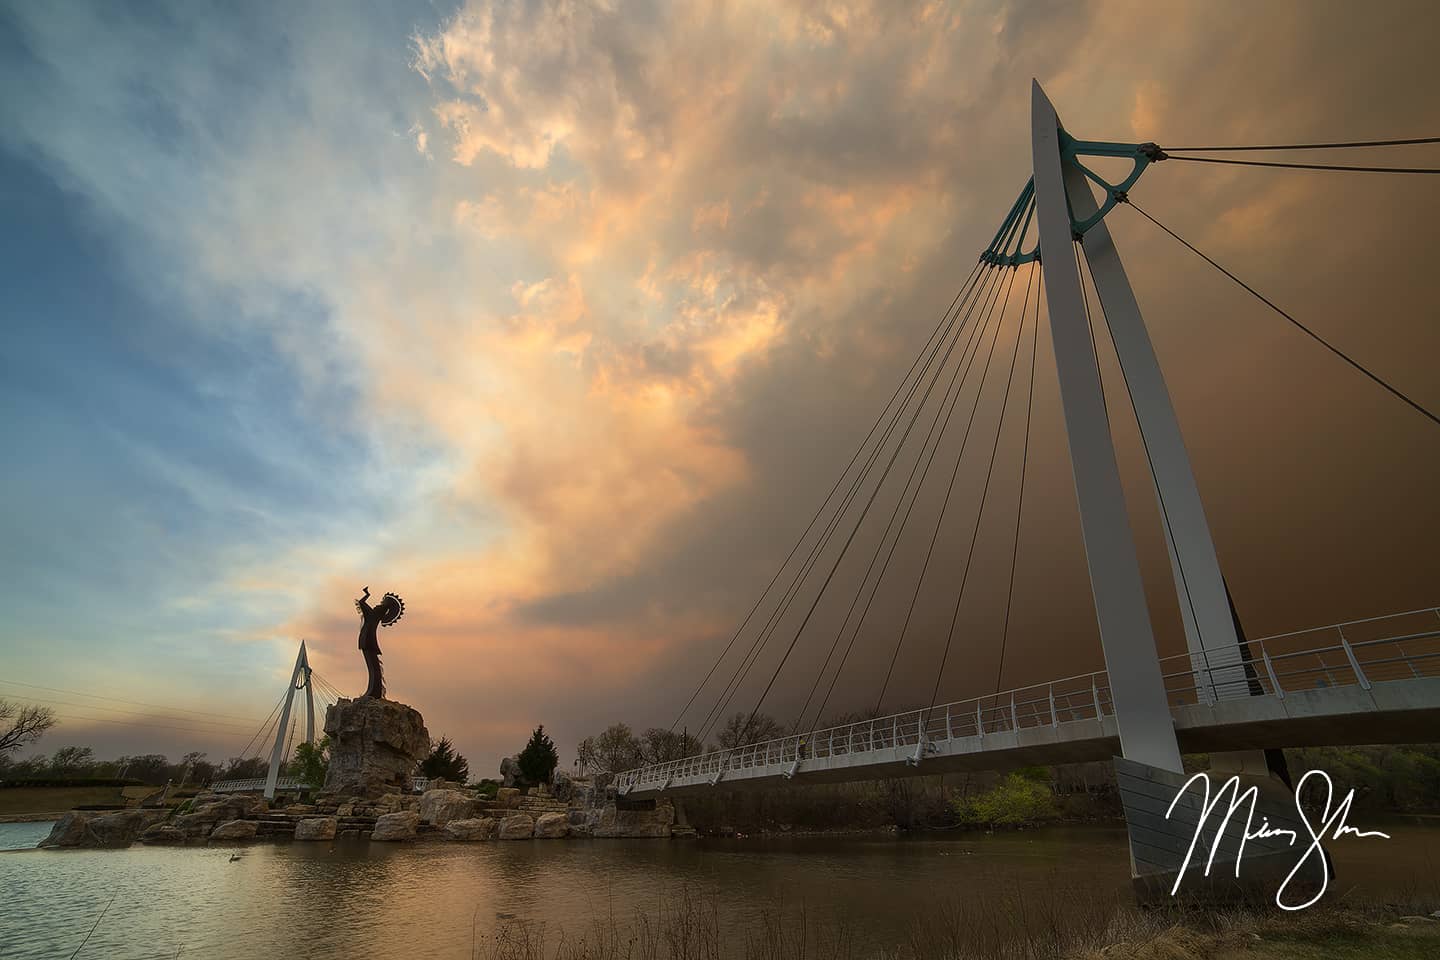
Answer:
[2, 0, 1438, 776]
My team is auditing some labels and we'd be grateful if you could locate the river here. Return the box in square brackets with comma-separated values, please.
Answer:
[1, 818, 1436, 959]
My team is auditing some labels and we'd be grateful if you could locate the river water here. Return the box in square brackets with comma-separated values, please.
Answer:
[1, 819, 1436, 959]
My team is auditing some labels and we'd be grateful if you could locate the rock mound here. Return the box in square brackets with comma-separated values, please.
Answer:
[323, 697, 430, 798]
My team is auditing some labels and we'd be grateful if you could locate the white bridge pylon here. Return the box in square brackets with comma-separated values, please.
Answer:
[1031, 80, 1248, 774]
[264, 640, 316, 800]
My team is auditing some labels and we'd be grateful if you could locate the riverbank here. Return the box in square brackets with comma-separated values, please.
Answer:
[475, 896, 1440, 960]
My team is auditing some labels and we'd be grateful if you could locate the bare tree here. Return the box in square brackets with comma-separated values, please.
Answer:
[715, 712, 787, 749]
[0, 700, 57, 757]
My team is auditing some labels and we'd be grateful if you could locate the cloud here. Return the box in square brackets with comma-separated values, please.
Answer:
[3, 0, 1438, 773]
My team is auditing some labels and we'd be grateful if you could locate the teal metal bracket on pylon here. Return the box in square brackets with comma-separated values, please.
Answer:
[982, 134, 1163, 265]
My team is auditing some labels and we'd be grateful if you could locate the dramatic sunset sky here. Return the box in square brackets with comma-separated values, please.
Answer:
[3, 1, 1437, 774]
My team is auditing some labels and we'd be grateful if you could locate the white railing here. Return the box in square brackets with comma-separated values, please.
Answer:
[209, 777, 300, 794]
[1157, 606, 1440, 706]
[209, 775, 434, 794]
[615, 607, 1440, 796]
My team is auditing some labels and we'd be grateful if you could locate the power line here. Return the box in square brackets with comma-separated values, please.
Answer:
[0, 693, 261, 732]
[1164, 136, 1440, 152]
[1161, 154, 1440, 174]
[0, 678, 268, 723]
[35, 711, 250, 740]
[1123, 197, 1440, 429]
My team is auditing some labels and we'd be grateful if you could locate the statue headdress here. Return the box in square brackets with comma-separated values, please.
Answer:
[380, 592, 405, 627]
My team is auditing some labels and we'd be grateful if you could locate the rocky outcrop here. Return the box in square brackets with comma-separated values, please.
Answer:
[210, 819, 259, 842]
[323, 697, 430, 798]
[171, 795, 267, 841]
[497, 813, 534, 840]
[418, 788, 477, 826]
[594, 799, 674, 839]
[549, 770, 573, 803]
[139, 824, 187, 845]
[371, 811, 420, 841]
[496, 787, 521, 808]
[567, 808, 598, 838]
[444, 817, 497, 841]
[534, 812, 569, 839]
[39, 809, 170, 849]
[295, 817, 338, 841]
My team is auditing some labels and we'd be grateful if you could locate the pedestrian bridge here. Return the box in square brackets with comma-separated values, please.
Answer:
[617, 608, 1440, 799]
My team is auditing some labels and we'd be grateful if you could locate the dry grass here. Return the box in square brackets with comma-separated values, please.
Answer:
[0, 785, 124, 815]
[471, 882, 1440, 960]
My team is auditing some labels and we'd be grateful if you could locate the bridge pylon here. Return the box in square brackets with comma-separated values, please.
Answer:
[1030, 81, 1187, 773]
[263, 640, 316, 800]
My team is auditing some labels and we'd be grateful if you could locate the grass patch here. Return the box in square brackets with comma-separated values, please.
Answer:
[0, 785, 125, 815]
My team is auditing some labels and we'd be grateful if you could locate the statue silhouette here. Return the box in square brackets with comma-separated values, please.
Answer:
[355, 586, 404, 699]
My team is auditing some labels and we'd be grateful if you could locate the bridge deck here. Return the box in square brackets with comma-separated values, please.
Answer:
[616, 610, 1440, 799]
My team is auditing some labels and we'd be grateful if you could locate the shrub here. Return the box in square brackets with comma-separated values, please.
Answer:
[951, 772, 1059, 827]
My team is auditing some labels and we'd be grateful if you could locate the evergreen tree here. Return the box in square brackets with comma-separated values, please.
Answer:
[517, 725, 559, 785]
[419, 736, 470, 783]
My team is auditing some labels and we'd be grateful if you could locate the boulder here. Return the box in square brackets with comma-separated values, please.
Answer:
[419, 789, 478, 827]
[335, 803, 355, 818]
[295, 817, 338, 841]
[86, 809, 169, 847]
[323, 697, 430, 798]
[497, 814, 534, 840]
[496, 787, 522, 808]
[372, 793, 404, 815]
[550, 770, 574, 803]
[534, 812, 570, 839]
[444, 818, 498, 841]
[38, 812, 95, 848]
[371, 811, 420, 842]
[283, 804, 317, 815]
[39, 809, 169, 849]
[500, 755, 528, 789]
[139, 824, 187, 845]
[209, 819, 259, 842]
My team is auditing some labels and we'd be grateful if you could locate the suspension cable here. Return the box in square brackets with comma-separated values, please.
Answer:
[991, 264, 1043, 695]
[925, 264, 1036, 722]
[1123, 198, 1440, 428]
[803, 268, 1014, 732]
[791, 264, 1013, 733]
[1161, 155, 1440, 175]
[668, 264, 987, 735]
[693, 265, 998, 745]
[719, 266, 1014, 749]
[872, 266, 1023, 715]
[694, 264, 999, 745]
[1164, 136, 1440, 152]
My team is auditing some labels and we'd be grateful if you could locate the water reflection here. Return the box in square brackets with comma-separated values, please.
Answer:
[0, 821, 1434, 960]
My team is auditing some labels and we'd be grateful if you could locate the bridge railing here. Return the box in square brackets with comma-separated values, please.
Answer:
[1157, 607, 1440, 706]
[208, 775, 435, 794]
[615, 668, 1115, 794]
[615, 607, 1438, 795]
